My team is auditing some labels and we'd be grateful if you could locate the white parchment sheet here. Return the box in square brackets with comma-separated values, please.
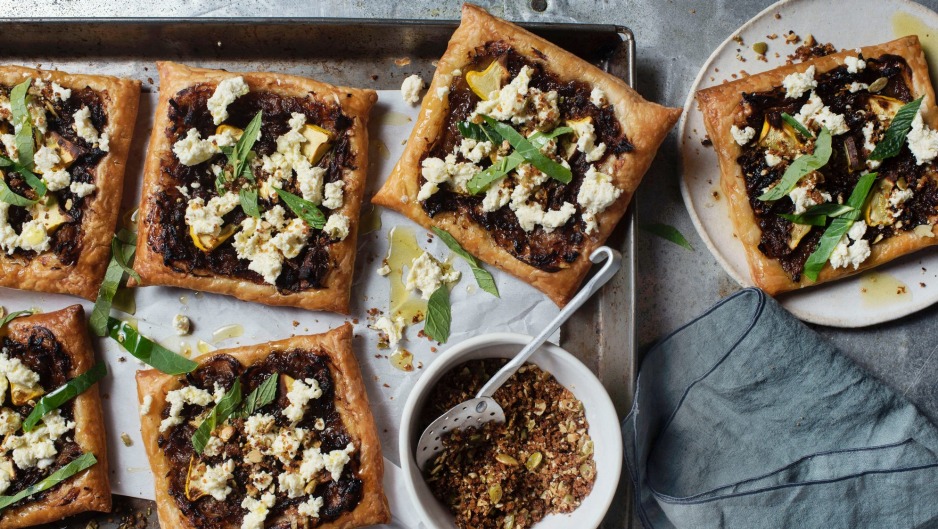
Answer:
[0, 89, 560, 515]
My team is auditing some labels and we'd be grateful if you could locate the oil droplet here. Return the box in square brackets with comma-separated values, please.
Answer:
[379, 110, 413, 126]
[389, 348, 414, 372]
[360, 205, 382, 235]
[370, 138, 390, 160]
[387, 227, 427, 323]
[893, 11, 938, 88]
[179, 295, 189, 305]
[212, 324, 244, 343]
[112, 288, 137, 315]
[178, 341, 192, 358]
[859, 271, 910, 308]
[197, 340, 216, 355]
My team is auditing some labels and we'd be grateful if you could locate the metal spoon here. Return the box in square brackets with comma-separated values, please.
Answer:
[415, 246, 622, 470]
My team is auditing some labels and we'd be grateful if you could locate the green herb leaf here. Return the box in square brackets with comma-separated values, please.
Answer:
[275, 188, 325, 229]
[431, 227, 499, 297]
[17, 166, 46, 198]
[482, 116, 572, 184]
[10, 80, 35, 170]
[0, 178, 36, 207]
[111, 237, 140, 282]
[237, 373, 279, 418]
[641, 223, 694, 251]
[777, 213, 829, 227]
[781, 112, 813, 139]
[115, 228, 137, 246]
[802, 172, 878, 281]
[0, 310, 32, 330]
[22, 362, 107, 432]
[869, 96, 924, 161]
[239, 188, 261, 218]
[90, 251, 126, 337]
[0, 156, 11, 167]
[467, 153, 523, 195]
[107, 317, 198, 375]
[759, 127, 833, 201]
[458, 121, 488, 142]
[778, 204, 854, 226]
[231, 111, 262, 180]
[424, 286, 452, 343]
[192, 379, 242, 454]
[0, 452, 96, 512]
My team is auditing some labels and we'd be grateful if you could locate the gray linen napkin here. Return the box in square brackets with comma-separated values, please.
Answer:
[623, 288, 938, 529]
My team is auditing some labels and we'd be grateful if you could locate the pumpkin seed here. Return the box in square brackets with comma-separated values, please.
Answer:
[496, 453, 519, 466]
[488, 483, 503, 504]
[869, 77, 888, 93]
[752, 42, 768, 55]
[525, 452, 543, 471]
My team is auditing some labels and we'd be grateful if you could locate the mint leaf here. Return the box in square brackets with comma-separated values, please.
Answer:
[641, 223, 694, 251]
[275, 188, 325, 229]
[431, 226, 498, 297]
[0, 452, 96, 512]
[192, 380, 242, 454]
[238, 373, 278, 418]
[482, 116, 572, 184]
[759, 127, 833, 201]
[781, 112, 813, 139]
[869, 96, 924, 161]
[23, 362, 107, 432]
[107, 318, 198, 375]
[424, 286, 451, 343]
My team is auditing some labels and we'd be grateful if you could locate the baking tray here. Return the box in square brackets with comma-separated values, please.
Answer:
[0, 17, 637, 529]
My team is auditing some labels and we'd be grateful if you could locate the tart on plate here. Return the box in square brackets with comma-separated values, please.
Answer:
[0, 305, 110, 528]
[372, 4, 680, 306]
[696, 36, 938, 294]
[136, 323, 390, 529]
[0, 66, 140, 300]
[134, 62, 377, 314]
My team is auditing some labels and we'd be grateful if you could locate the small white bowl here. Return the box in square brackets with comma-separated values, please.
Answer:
[399, 333, 623, 529]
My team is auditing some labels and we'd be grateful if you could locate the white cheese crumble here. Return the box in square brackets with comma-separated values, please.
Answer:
[240, 493, 275, 529]
[906, 112, 938, 165]
[730, 125, 756, 146]
[299, 497, 325, 518]
[788, 185, 832, 215]
[160, 385, 213, 432]
[371, 315, 405, 347]
[172, 314, 191, 336]
[251, 470, 273, 492]
[2, 410, 74, 470]
[271, 427, 306, 465]
[173, 128, 219, 166]
[782, 65, 817, 99]
[457, 138, 494, 164]
[765, 152, 783, 167]
[577, 166, 622, 234]
[401, 75, 425, 105]
[417, 155, 480, 200]
[322, 180, 345, 210]
[436, 86, 450, 99]
[590, 87, 607, 107]
[283, 378, 323, 423]
[481, 178, 511, 212]
[69, 181, 96, 198]
[278, 470, 306, 498]
[203, 435, 224, 458]
[323, 214, 350, 240]
[186, 192, 240, 238]
[51, 82, 71, 102]
[568, 119, 607, 162]
[0, 408, 21, 436]
[324, 443, 356, 481]
[195, 460, 235, 501]
[405, 251, 460, 299]
[0, 352, 40, 391]
[795, 92, 849, 136]
[139, 395, 153, 416]
[848, 82, 869, 93]
[829, 220, 871, 270]
[207, 77, 250, 126]
[377, 263, 391, 276]
[471, 65, 561, 130]
[513, 201, 577, 233]
[72, 106, 108, 151]
[43, 169, 71, 192]
[33, 145, 59, 174]
[844, 56, 866, 74]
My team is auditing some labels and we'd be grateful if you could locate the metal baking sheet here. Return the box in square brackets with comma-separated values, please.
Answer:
[0, 18, 637, 528]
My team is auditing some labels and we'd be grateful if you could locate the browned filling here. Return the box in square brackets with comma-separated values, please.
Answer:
[147, 85, 356, 293]
[1, 326, 81, 507]
[2, 84, 107, 265]
[737, 54, 938, 281]
[420, 41, 633, 272]
[157, 350, 362, 529]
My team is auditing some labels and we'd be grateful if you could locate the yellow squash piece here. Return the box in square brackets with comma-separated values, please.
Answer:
[788, 223, 813, 250]
[301, 125, 332, 165]
[190, 223, 238, 252]
[868, 95, 905, 125]
[466, 60, 507, 100]
[215, 124, 244, 143]
[34, 133, 79, 175]
[865, 179, 895, 227]
[11, 382, 44, 407]
[185, 456, 209, 501]
[30, 195, 69, 234]
[758, 117, 803, 158]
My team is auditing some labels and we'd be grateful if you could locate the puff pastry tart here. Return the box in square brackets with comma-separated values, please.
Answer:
[372, 5, 681, 305]
[0, 305, 111, 528]
[136, 323, 390, 529]
[0, 66, 140, 300]
[697, 36, 938, 294]
[134, 62, 377, 314]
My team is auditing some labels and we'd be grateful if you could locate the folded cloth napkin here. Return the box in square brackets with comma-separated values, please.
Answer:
[623, 288, 938, 529]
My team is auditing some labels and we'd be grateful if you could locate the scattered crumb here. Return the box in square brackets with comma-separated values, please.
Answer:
[120, 433, 133, 447]
[921, 282, 927, 288]
[733, 35, 744, 46]
[394, 57, 412, 67]
[784, 31, 800, 44]
[701, 137, 713, 147]
[774, 12, 782, 19]
[767, 33, 778, 40]
[292, 320, 299, 327]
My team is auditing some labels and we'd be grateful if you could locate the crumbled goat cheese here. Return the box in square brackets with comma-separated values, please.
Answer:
[474, 65, 531, 120]
[436, 86, 450, 99]
[417, 155, 480, 200]
[371, 315, 405, 347]
[173, 128, 219, 166]
[401, 75, 425, 105]
[72, 106, 107, 151]
[457, 138, 494, 164]
[0, 352, 40, 390]
[69, 181, 96, 198]
[323, 214, 350, 240]
[765, 152, 783, 167]
[283, 378, 323, 423]
[788, 185, 832, 215]
[207, 77, 250, 125]
[730, 125, 756, 146]
[160, 385, 213, 432]
[829, 220, 871, 270]
[324, 443, 356, 481]
[0, 409, 21, 436]
[240, 493, 275, 529]
[186, 192, 240, 237]
[172, 314, 191, 336]
[568, 119, 607, 162]
[299, 497, 325, 518]
[322, 180, 345, 210]
[590, 87, 607, 107]
[577, 166, 622, 234]
[795, 92, 849, 135]
[203, 435, 224, 458]
[195, 460, 235, 501]
[2, 411, 74, 470]
[907, 112, 938, 165]
[405, 251, 460, 299]
[251, 470, 273, 492]
[513, 201, 577, 233]
[848, 82, 869, 93]
[33, 145, 59, 174]
[271, 427, 306, 465]
[43, 169, 71, 192]
[844, 56, 866, 74]
[139, 395, 153, 415]
[278, 471, 306, 499]
[51, 82, 71, 101]
[782, 65, 817, 99]
[481, 178, 511, 212]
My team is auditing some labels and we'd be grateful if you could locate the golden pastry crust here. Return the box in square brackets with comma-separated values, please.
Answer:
[0, 305, 111, 528]
[0, 66, 140, 301]
[133, 62, 377, 314]
[136, 323, 390, 529]
[696, 36, 938, 295]
[371, 4, 681, 306]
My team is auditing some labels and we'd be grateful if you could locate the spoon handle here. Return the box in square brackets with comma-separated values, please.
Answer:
[476, 246, 622, 398]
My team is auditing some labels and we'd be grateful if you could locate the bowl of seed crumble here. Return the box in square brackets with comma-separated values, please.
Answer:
[399, 333, 623, 529]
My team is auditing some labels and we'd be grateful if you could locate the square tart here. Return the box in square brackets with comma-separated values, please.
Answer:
[696, 36, 938, 295]
[134, 62, 377, 314]
[0, 66, 140, 300]
[0, 305, 111, 528]
[136, 323, 390, 529]
[372, 4, 681, 306]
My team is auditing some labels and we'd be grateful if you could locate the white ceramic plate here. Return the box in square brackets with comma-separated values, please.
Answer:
[680, 0, 938, 327]
[398, 334, 622, 529]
